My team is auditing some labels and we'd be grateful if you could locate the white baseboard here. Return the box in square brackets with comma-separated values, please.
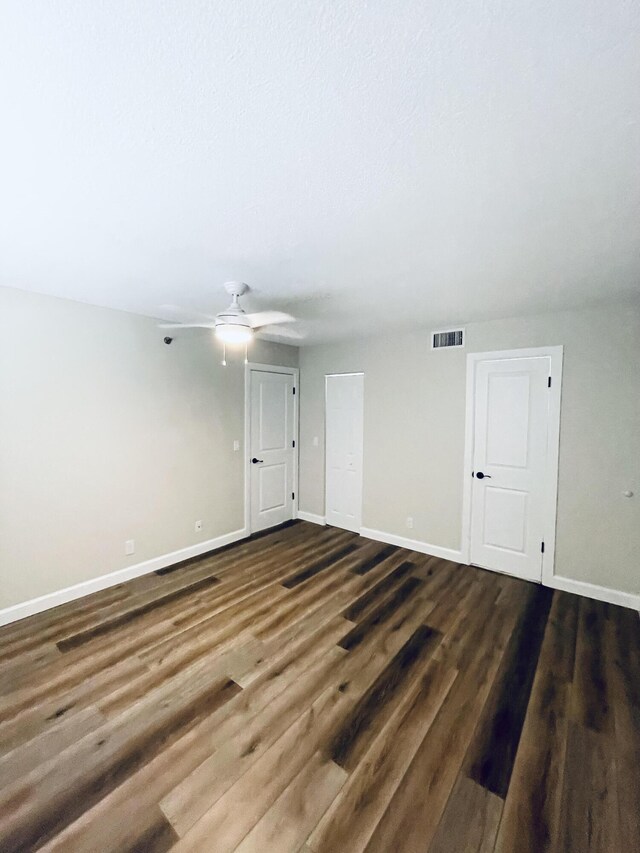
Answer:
[548, 574, 640, 612]
[297, 511, 327, 526]
[5, 521, 635, 628]
[359, 527, 638, 612]
[359, 527, 463, 563]
[0, 527, 248, 628]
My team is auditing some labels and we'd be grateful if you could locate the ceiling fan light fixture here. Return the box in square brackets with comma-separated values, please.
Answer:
[215, 323, 254, 344]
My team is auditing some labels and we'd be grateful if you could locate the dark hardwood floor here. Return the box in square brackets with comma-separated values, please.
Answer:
[0, 521, 638, 852]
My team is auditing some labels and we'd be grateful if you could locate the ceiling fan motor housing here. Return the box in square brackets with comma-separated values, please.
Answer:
[214, 311, 252, 330]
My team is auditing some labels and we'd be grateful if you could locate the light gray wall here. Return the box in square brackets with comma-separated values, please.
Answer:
[0, 286, 297, 609]
[299, 302, 640, 596]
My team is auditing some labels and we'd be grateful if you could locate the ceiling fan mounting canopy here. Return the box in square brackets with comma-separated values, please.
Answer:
[223, 281, 249, 298]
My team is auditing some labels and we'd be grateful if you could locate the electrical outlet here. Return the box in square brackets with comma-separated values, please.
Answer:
[125, 539, 135, 556]
[313, 436, 319, 447]
[195, 520, 202, 532]
[233, 440, 240, 452]
[406, 517, 414, 530]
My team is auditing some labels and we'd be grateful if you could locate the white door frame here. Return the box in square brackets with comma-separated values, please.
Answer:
[460, 346, 563, 585]
[244, 362, 299, 534]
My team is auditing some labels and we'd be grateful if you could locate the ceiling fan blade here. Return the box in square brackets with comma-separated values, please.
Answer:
[245, 311, 296, 328]
[157, 322, 216, 329]
[256, 325, 304, 340]
[158, 304, 217, 322]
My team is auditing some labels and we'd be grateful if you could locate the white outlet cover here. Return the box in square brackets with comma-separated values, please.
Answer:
[125, 539, 135, 555]
[195, 520, 203, 531]
[233, 440, 240, 452]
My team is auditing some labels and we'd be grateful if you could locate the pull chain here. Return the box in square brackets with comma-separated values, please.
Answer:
[244, 342, 248, 364]
[222, 342, 226, 366]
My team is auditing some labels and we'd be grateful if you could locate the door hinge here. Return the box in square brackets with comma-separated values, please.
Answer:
[547, 376, 552, 388]
[292, 492, 295, 500]
[541, 541, 545, 553]
[292, 439, 295, 448]
[293, 386, 296, 395]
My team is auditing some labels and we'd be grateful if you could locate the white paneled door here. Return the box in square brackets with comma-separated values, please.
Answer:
[470, 355, 556, 582]
[325, 373, 364, 532]
[249, 369, 295, 533]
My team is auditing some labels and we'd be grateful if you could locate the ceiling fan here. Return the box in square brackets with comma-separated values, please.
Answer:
[158, 282, 303, 344]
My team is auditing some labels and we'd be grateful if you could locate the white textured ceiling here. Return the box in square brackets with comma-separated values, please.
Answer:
[1, 1, 639, 344]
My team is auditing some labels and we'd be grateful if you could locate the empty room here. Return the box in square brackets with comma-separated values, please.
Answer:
[0, 2, 638, 852]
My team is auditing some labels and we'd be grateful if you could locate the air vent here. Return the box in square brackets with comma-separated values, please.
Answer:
[431, 328, 465, 349]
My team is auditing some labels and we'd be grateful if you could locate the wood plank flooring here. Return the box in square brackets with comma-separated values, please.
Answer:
[0, 520, 638, 852]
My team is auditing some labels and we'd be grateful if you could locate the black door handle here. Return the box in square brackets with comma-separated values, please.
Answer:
[251, 457, 264, 464]
[476, 471, 492, 479]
